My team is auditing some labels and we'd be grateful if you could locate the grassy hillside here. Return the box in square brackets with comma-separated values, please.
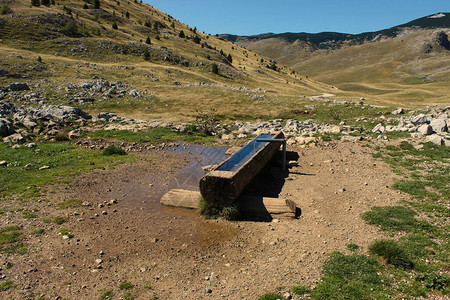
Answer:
[221, 13, 450, 105]
[0, 0, 345, 122]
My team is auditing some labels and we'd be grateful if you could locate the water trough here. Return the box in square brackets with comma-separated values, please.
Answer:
[199, 132, 285, 207]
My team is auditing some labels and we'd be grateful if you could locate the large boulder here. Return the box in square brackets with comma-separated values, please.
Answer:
[410, 114, 428, 126]
[0, 117, 14, 137]
[8, 82, 30, 91]
[418, 124, 433, 135]
[429, 118, 448, 133]
[27, 105, 92, 121]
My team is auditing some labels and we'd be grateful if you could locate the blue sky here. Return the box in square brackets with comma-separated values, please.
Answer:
[146, 0, 449, 35]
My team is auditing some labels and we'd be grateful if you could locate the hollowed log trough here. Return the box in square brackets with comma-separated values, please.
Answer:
[199, 132, 284, 207]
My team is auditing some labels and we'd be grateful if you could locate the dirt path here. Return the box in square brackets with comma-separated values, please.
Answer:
[0, 140, 406, 299]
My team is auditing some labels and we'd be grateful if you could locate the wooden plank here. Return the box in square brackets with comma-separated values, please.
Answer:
[160, 189, 296, 218]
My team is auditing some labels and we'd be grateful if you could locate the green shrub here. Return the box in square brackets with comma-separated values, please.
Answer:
[369, 239, 414, 270]
[53, 216, 66, 225]
[60, 21, 79, 37]
[100, 290, 114, 299]
[0, 4, 12, 14]
[0, 280, 16, 291]
[347, 243, 360, 252]
[123, 292, 135, 300]
[102, 145, 127, 156]
[119, 281, 134, 290]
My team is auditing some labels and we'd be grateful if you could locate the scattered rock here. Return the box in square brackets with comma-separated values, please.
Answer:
[8, 82, 30, 91]
[39, 165, 50, 170]
[392, 108, 404, 115]
[426, 134, 443, 146]
[0, 160, 7, 167]
[418, 124, 433, 136]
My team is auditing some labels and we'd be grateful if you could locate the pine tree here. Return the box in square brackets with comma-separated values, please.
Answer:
[227, 54, 233, 63]
[212, 63, 219, 74]
[193, 35, 201, 44]
[178, 30, 185, 38]
[83, 3, 88, 9]
[41, 0, 50, 6]
[93, 0, 100, 9]
[125, 11, 129, 19]
[145, 36, 151, 44]
[31, 0, 40, 6]
[112, 22, 118, 30]
[143, 50, 150, 61]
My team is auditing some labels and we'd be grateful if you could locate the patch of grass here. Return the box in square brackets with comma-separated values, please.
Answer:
[347, 243, 360, 252]
[259, 293, 281, 300]
[102, 145, 127, 156]
[311, 252, 388, 299]
[0, 142, 132, 196]
[53, 216, 67, 225]
[291, 285, 310, 295]
[118, 281, 134, 290]
[100, 290, 114, 299]
[361, 206, 432, 233]
[369, 240, 414, 270]
[0, 226, 27, 254]
[59, 228, 73, 238]
[415, 273, 450, 292]
[89, 127, 216, 144]
[123, 292, 136, 300]
[399, 234, 437, 259]
[31, 228, 45, 235]
[392, 180, 440, 201]
[23, 211, 37, 219]
[57, 199, 82, 209]
[0, 280, 16, 291]
[198, 197, 240, 220]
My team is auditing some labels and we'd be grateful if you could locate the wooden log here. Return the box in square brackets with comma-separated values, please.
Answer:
[160, 189, 297, 218]
[200, 132, 284, 207]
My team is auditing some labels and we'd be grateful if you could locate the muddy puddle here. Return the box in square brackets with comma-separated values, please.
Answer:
[103, 143, 236, 248]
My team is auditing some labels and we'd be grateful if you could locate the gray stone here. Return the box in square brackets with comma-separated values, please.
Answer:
[418, 124, 433, 135]
[410, 114, 428, 126]
[68, 129, 81, 139]
[0, 117, 14, 137]
[372, 123, 385, 133]
[0, 161, 7, 167]
[426, 134, 443, 146]
[26, 143, 37, 148]
[3, 133, 23, 143]
[8, 82, 30, 91]
[392, 108, 404, 115]
[341, 135, 362, 142]
[429, 118, 448, 133]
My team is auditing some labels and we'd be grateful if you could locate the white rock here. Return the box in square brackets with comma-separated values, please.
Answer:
[430, 119, 448, 133]
[418, 124, 433, 135]
[426, 134, 443, 146]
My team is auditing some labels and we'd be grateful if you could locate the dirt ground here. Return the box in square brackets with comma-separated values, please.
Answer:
[0, 139, 407, 299]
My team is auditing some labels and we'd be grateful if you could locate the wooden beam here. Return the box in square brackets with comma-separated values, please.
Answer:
[160, 189, 297, 218]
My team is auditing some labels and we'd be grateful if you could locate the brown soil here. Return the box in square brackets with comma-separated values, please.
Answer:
[0, 140, 406, 299]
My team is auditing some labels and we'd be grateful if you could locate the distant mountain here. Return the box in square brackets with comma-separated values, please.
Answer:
[220, 13, 450, 51]
[219, 13, 450, 104]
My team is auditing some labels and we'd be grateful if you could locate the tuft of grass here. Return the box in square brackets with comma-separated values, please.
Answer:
[291, 285, 310, 295]
[347, 243, 360, 252]
[361, 206, 432, 233]
[415, 273, 450, 292]
[57, 199, 82, 209]
[0, 280, 16, 291]
[259, 292, 281, 300]
[31, 228, 45, 235]
[118, 281, 134, 290]
[369, 239, 414, 270]
[53, 216, 67, 225]
[100, 290, 114, 299]
[198, 197, 240, 220]
[123, 292, 136, 300]
[102, 145, 127, 156]
[59, 228, 73, 238]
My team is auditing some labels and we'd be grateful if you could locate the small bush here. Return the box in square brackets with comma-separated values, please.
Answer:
[60, 21, 79, 37]
[119, 281, 134, 290]
[112, 22, 118, 30]
[123, 292, 135, 300]
[0, 4, 12, 14]
[212, 63, 219, 74]
[102, 145, 127, 156]
[369, 239, 414, 270]
[59, 228, 73, 238]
